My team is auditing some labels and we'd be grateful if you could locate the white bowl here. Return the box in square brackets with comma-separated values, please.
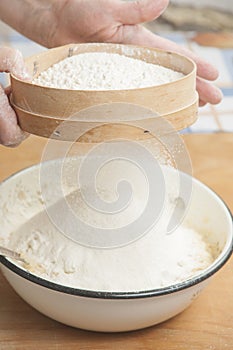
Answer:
[0, 161, 232, 332]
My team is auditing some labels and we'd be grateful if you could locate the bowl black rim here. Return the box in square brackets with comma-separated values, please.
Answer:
[0, 163, 232, 300]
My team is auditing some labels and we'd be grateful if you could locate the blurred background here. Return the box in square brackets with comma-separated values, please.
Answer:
[0, 0, 232, 133]
[150, 0, 233, 32]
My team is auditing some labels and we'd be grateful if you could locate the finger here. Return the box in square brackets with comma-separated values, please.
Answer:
[116, 0, 169, 24]
[196, 77, 223, 105]
[0, 47, 31, 80]
[116, 25, 219, 81]
[4, 85, 11, 95]
[113, 25, 222, 104]
[0, 85, 27, 146]
[199, 100, 207, 107]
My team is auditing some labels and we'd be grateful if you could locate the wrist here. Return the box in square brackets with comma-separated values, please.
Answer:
[46, 0, 71, 48]
[28, 1, 63, 48]
[0, 0, 68, 48]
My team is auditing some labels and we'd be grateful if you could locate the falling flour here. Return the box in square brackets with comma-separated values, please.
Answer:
[32, 52, 184, 90]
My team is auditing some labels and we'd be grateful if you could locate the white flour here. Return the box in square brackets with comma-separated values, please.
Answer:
[9, 220, 213, 291]
[3, 175, 214, 292]
[32, 52, 184, 90]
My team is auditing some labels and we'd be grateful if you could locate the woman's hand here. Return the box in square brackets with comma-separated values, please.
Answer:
[0, 47, 30, 146]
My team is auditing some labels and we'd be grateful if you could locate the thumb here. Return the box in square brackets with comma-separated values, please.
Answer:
[116, 0, 169, 25]
[0, 85, 27, 146]
[0, 47, 31, 81]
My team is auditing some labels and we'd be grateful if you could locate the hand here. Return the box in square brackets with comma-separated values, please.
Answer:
[49, 0, 222, 106]
[0, 47, 30, 146]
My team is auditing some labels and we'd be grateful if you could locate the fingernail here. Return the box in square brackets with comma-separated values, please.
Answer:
[214, 88, 223, 104]
[210, 87, 223, 105]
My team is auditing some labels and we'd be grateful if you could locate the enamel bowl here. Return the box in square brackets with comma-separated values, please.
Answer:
[0, 161, 232, 332]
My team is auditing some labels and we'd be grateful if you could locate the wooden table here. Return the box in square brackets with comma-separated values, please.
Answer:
[0, 133, 233, 350]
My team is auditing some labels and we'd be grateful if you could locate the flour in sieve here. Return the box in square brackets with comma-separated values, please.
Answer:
[32, 52, 184, 90]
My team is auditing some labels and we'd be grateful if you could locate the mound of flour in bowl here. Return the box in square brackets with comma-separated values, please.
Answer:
[5, 182, 214, 292]
[10, 222, 213, 291]
[32, 52, 184, 90]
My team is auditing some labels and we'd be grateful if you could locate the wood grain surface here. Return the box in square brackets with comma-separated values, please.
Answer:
[0, 133, 232, 350]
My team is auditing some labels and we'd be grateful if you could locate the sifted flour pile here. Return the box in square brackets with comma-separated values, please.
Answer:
[9, 220, 213, 291]
[32, 52, 184, 90]
[3, 168, 214, 292]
